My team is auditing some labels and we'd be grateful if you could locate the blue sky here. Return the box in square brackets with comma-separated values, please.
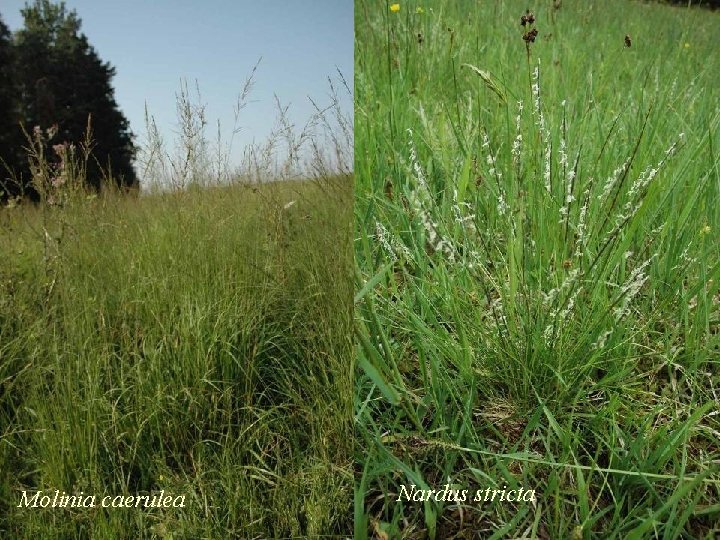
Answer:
[1, 0, 353, 178]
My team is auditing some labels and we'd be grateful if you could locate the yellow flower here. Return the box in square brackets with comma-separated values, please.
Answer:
[684, 42, 690, 48]
[416, 6, 424, 13]
[390, 3, 400, 12]
[700, 224, 711, 235]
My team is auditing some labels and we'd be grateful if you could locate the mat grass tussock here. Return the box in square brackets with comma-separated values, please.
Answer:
[355, 1, 719, 538]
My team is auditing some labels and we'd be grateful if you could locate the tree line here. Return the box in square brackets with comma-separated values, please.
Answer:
[0, 0, 136, 201]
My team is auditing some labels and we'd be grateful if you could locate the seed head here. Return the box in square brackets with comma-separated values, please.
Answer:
[520, 10, 538, 48]
[520, 10, 535, 26]
[523, 28, 539, 43]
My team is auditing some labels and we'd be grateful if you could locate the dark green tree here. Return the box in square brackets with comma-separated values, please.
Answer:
[13, 0, 137, 193]
[0, 13, 24, 198]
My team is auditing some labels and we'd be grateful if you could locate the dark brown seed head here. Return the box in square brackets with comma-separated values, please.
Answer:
[523, 28, 539, 43]
[417, 32, 423, 44]
[521, 14, 528, 26]
[624, 34, 632, 47]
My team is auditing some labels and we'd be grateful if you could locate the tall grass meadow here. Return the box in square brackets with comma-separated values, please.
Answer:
[1, 66, 354, 538]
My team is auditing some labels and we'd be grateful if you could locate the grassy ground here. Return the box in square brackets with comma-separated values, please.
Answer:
[1, 175, 353, 538]
[355, 1, 719, 538]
